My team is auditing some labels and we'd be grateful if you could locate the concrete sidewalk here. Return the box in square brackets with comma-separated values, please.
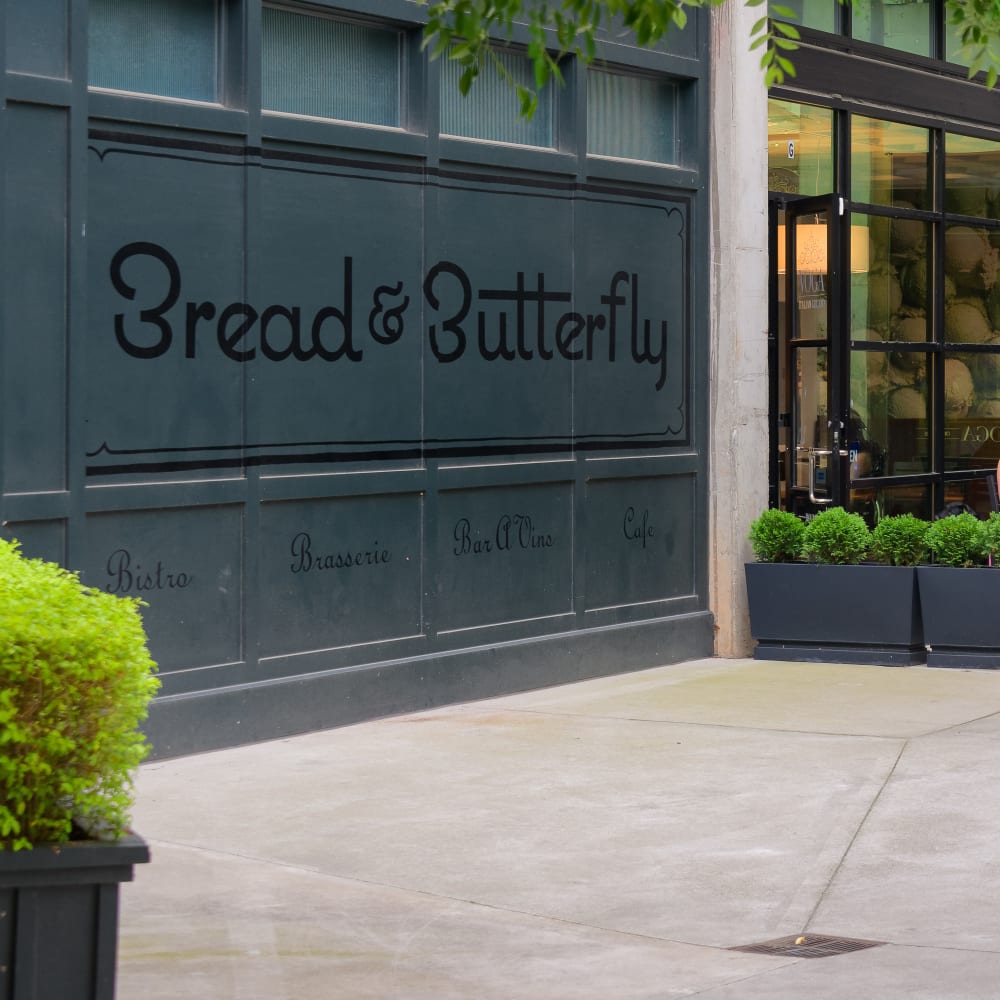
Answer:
[117, 658, 1000, 999]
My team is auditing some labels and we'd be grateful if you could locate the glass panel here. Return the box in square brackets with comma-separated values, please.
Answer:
[767, 99, 834, 196]
[943, 245, 999, 344]
[851, 116, 930, 209]
[850, 351, 886, 474]
[89, 0, 217, 102]
[793, 346, 829, 491]
[587, 70, 677, 164]
[942, 478, 998, 518]
[946, 19, 976, 68]
[851, 483, 931, 524]
[852, 0, 931, 57]
[878, 366, 931, 475]
[850, 213, 930, 340]
[262, 7, 400, 126]
[847, 400, 887, 479]
[850, 348, 930, 476]
[790, 210, 830, 342]
[945, 134, 1000, 220]
[776, 208, 791, 508]
[943, 351, 1000, 472]
[771, 0, 838, 33]
[441, 49, 552, 146]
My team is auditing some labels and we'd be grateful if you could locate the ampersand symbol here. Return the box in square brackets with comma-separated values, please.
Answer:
[368, 282, 409, 345]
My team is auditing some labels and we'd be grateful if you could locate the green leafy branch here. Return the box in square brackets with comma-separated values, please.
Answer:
[421, 0, 728, 117]
[948, 0, 1000, 88]
[420, 0, 1000, 118]
[748, 0, 800, 87]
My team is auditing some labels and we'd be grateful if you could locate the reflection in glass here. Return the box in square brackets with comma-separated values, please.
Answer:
[946, 18, 975, 68]
[850, 213, 930, 340]
[793, 347, 829, 492]
[790, 212, 830, 343]
[851, 117, 930, 208]
[946, 134, 1000, 219]
[850, 348, 930, 478]
[942, 477, 999, 517]
[767, 100, 834, 196]
[850, 483, 930, 524]
[771, 0, 837, 33]
[852, 0, 931, 56]
[943, 228, 1000, 342]
[943, 351, 1000, 471]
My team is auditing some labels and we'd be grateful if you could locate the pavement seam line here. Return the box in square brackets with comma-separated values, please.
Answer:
[802, 738, 909, 934]
[683, 961, 806, 997]
[915, 706, 1000, 738]
[470, 706, 908, 741]
[138, 836, 783, 956]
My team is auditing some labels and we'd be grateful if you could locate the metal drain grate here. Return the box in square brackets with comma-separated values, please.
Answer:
[729, 934, 886, 959]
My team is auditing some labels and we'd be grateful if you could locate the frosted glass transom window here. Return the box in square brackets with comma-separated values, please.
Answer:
[262, 6, 401, 126]
[440, 49, 553, 147]
[89, 0, 218, 102]
[587, 70, 679, 164]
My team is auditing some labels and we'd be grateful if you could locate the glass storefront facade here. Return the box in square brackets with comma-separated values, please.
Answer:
[769, 99, 1000, 521]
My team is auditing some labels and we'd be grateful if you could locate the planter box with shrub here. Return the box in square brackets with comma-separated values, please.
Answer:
[0, 540, 158, 999]
[918, 511, 1000, 668]
[745, 508, 926, 666]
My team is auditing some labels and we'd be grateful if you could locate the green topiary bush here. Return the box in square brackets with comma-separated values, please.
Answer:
[801, 506, 871, 565]
[925, 511, 985, 567]
[871, 513, 930, 566]
[749, 508, 805, 562]
[981, 511, 1000, 566]
[0, 540, 159, 851]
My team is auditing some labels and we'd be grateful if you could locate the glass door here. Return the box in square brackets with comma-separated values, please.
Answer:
[784, 194, 849, 517]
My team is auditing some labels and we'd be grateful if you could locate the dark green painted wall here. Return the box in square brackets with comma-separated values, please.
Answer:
[2, 0, 713, 758]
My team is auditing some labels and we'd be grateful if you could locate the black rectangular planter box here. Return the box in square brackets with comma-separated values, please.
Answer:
[917, 566, 1000, 668]
[745, 562, 925, 666]
[0, 834, 149, 1000]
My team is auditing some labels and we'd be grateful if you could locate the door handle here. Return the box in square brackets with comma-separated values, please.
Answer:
[796, 446, 845, 505]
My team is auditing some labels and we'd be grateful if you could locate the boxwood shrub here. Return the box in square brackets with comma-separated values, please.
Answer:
[801, 507, 871, 565]
[0, 540, 159, 851]
[749, 508, 805, 562]
[870, 513, 929, 567]
[925, 512, 985, 568]
[981, 511, 1000, 566]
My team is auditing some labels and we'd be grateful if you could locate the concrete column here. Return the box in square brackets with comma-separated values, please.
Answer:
[709, 4, 769, 656]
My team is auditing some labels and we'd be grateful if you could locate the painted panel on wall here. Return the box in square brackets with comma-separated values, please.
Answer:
[2, 521, 66, 567]
[436, 482, 573, 632]
[575, 197, 688, 445]
[256, 152, 424, 473]
[80, 506, 243, 673]
[6, 0, 68, 78]
[85, 135, 246, 482]
[584, 474, 696, 610]
[258, 494, 423, 656]
[425, 182, 574, 450]
[4, 104, 68, 494]
[84, 135, 690, 478]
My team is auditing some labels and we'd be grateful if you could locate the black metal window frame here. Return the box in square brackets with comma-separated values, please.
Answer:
[772, 34, 1000, 516]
